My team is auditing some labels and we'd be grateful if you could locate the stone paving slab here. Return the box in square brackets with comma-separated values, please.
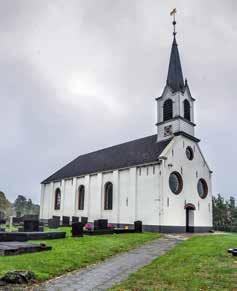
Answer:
[34, 235, 183, 291]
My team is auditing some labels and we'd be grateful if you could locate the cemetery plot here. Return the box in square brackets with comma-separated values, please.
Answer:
[0, 229, 159, 283]
[0, 231, 66, 241]
[0, 241, 52, 256]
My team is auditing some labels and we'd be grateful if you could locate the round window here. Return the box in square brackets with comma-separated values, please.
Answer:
[197, 179, 208, 199]
[186, 146, 194, 160]
[169, 171, 183, 195]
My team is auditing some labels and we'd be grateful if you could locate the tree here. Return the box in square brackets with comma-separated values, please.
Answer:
[13, 195, 39, 216]
[13, 195, 27, 215]
[213, 194, 237, 231]
[0, 191, 11, 218]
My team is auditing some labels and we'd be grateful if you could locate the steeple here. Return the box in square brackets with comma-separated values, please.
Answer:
[166, 12, 184, 93]
[156, 10, 197, 142]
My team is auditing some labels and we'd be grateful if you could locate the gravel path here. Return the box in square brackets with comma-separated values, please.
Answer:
[34, 235, 184, 291]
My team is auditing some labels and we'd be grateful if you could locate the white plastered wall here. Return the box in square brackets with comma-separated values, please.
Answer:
[40, 163, 162, 226]
[160, 136, 212, 227]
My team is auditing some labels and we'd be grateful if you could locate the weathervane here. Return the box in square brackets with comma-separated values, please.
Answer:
[170, 8, 177, 36]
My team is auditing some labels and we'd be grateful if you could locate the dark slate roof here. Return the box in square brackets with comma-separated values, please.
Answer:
[166, 36, 185, 93]
[42, 135, 172, 184]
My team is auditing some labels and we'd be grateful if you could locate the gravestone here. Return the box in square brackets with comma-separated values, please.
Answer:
[134, 220, 142, 232]
[13, 217, 23, 225]
[62, 216, 70, 226]
[94, 219, 108, 230]
[81, 217, 88, 227]
[71, 222, 84, 237]
[72, 216, 79, 223]
[52, 216, 60, 221]
[23, 220, 39, 232]
[0, 219, 6, 225]
[48, 218, 59, 229]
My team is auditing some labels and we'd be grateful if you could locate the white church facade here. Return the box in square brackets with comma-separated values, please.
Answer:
[40, 20, 213, 233]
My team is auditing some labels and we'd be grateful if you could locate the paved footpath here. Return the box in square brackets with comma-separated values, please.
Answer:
[33, 235, 184, 291]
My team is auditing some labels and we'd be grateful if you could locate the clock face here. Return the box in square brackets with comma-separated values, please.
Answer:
[164, 125, 172, 137]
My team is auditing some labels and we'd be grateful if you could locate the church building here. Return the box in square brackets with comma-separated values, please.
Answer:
[40, 18, 213, 232]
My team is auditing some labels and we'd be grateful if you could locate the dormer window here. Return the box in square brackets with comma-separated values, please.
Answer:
[184, 99, 191, 121]
[163, 99, 173, 121]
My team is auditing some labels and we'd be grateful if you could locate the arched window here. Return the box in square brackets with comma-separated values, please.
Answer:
[54, 188, 61, 210]
[104, 182, 113, 210]
[78, 185, 85, 210]
[163, 99, 173, 121]
[184, 99, 191, 121]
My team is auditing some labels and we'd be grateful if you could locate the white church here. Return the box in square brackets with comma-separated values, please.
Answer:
[40, 18, 213, 233]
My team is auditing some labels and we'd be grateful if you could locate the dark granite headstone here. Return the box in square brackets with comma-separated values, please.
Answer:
[23, 220, 39, 232]
[48, 218, 59, 229]
[134, 221, 142, 232]
[94, 219, 108, 230]
[13, 217, 23, 224]
[52, 216, 61, 226]
[72, 216, 79, 223]
[81, 217, 88, 227]
[71, 222, 84, 237]
[62, 216, 70, 226]
[0, 219, 6, 225]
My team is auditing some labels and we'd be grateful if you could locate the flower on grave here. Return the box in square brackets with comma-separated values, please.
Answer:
[85, 223, 92, 230]
[108, 223, 114, 229]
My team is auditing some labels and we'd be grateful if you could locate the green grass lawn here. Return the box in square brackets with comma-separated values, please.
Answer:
[0, 227, 160, 282]
[111, 234, 237, 291]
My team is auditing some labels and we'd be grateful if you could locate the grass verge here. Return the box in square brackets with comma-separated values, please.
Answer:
[0, 227, 160, 282]
[111, 234, 237, 291]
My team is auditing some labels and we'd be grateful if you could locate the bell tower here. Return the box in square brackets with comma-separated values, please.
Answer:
[156, 11, 197, 142]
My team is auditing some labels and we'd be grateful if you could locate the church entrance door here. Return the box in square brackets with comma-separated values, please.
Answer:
[185, 203, 196, 233]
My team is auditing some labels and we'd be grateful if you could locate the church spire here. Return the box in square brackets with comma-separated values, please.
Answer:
[166, 9, 185, 93]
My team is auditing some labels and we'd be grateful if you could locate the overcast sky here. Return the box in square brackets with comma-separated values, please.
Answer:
[0, 0, 236, 203]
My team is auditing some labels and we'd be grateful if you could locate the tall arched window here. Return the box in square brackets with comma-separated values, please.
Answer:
[54, 188, 61, 210]
[78, 185, 85, 210]
[184, 99, 191, 121]
[104, 182, 113, 210]
[163, 99, 173, 121]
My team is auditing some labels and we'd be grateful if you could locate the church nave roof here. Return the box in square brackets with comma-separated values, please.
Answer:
[42, 135, 171, 184]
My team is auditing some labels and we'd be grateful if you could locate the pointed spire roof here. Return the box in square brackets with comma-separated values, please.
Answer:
[166, 18, 185, 93]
